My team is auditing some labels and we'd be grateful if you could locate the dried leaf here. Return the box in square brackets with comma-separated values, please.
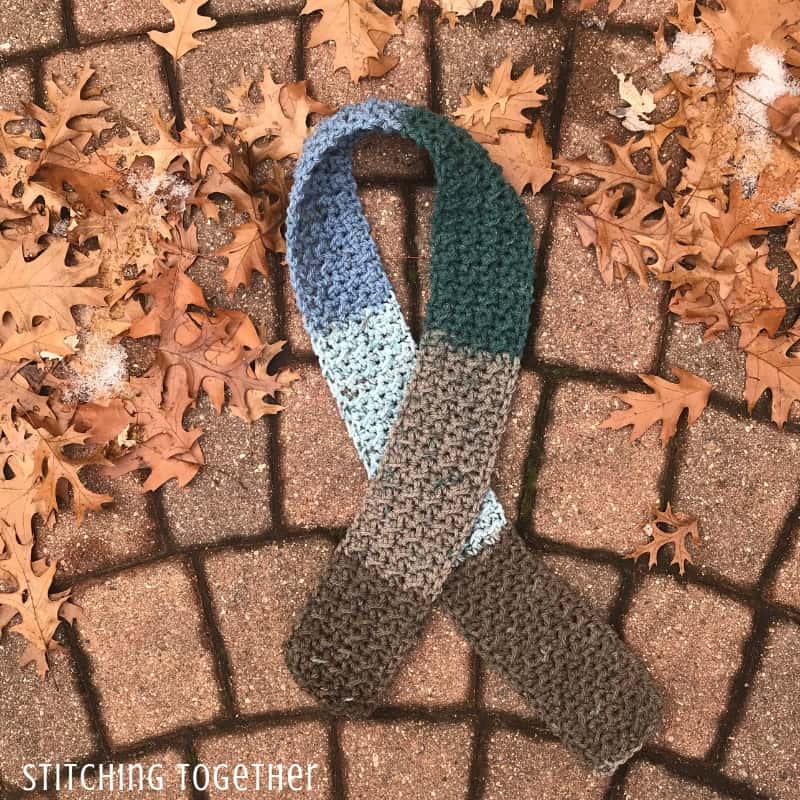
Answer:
[483, 121, 554, 195]
[148, 0, 217, 61]
[454, 57, 548, 142]
[744, 324, 800, 427]
[611, 70, 656, 132]
[0, 525, 76, 676]
[601, 367, 712, 445]
[105, 365, 204, 491]
[0, 241, 107, 332]
[26, 68, 110, 153]
[627, 504, 700, 575]
[303, 0, 400, 81]
[209, 71, 332, 160]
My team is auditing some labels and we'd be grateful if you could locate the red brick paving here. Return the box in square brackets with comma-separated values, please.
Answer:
[0, 1, 797, 798]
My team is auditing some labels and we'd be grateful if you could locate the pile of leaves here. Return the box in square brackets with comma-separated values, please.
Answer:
[0, 65, 332, 673]
[553, 0, 800, 432]
[298, 0, 630, 80]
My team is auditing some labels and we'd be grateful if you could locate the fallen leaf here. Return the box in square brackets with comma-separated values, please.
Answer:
[453, 57, 548, 142]
[302, 0, 400, 81]
[627, 504, 700, 575]
[611, 70, 656, 132]
[600, 367, 712, 445]
[483, 121, 554, 194]
[744, 324, 800, 427]
[148, 0, 217, 61]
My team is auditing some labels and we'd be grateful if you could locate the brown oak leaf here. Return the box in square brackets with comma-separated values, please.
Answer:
[627, 504, 700, 575]
[209, 71, 332, 161]
[0, 524, 81, 676]
[744, 324, 800, 427]
[157, 310, 297, 422]
[483, 121, 554, 195]
[303, 0, 401, 81]
[105, 365, 205, 491]
[148, 0, 217, 61]
[601, 367, 712, 445]
[0, 240, 107, 332]
[25, 67, 110, 153]
[454, 57, 548, 143]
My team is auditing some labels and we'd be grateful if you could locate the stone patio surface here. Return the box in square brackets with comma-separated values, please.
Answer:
[0, 0, 799, 799]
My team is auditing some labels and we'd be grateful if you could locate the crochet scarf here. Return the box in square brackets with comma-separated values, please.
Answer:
[283, 99, 662, 773]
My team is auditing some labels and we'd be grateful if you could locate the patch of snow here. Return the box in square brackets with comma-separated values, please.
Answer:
[66, 333, 128, 402]
[127, 170, 191, 216]
[735, 44, 800, 184]
[660, 29, 714, 76]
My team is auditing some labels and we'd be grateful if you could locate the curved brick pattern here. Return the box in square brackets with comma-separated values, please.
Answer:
[53, 749, 193, 800]
[74, 561, 221, 746]
[535, 202, 666, 371]
[280, 364, 368, 528]
[726, 622, 800, 800]
[177, 21, 297, 120]
[623, 762, 730, 800]
[0, 635, 94, 790]
[286, 187, 412, 357]
[533, 380, 664, 551]
[341, 720, 472, 800]
[0, 0, 63, 54]
[483, 731, 609, 800]
[673, 408, 800, 585]
[481, 554, 621, 717]
[161, 397, 272, 546]
[203, 538, 333, 713]
[197, 723, 331, 799]
[624, 577, 751, 759]
[44, 40, 172, 143]
[36, 469, 159, 578]
[385, 609, 472, 706]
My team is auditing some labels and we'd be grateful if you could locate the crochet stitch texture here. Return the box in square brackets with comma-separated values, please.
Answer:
[284, 99, 662, 773]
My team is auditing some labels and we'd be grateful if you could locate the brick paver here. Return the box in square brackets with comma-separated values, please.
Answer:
[1, 1, 798, 798]
[625, 578, 751, 759]
[483, 732, 609, 800]
[74, 561, 222, 746]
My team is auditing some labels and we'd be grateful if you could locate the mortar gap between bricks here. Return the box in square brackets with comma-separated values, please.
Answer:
[186, 554, 239, 718]
[706, 610, 772, 770]
[160, 48, 185, 131]
[400, 185, 423, 339]
[515, 375, 556, 533]
[60, 0, 79, 48]
[756, 485, 800, 595]
[641, 744, 767, 800]
[62, 623, 113, 760]
[466, 714, 490, 800]
[327, 720, 347, 800]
